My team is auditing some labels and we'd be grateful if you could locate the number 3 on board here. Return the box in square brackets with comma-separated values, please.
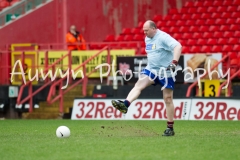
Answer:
[204, 80, 220, 97]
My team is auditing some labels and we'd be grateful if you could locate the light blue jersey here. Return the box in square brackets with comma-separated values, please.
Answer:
[145, 29, 180, 77]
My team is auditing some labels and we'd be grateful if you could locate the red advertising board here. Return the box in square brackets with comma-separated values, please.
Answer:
[71, 99, 191, 120]
[189, 99, 240, 120]
[71, 99, 240, 121]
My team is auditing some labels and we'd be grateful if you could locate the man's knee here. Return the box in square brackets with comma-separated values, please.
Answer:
[164, 96, 173, 104]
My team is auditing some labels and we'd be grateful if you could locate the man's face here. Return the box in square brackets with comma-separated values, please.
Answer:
[70, 26, 76, 32]
[143, 23, 156, 38]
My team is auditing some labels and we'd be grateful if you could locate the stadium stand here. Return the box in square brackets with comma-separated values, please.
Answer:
[0, 0, 239, 119]
[100, 0, 239, 80]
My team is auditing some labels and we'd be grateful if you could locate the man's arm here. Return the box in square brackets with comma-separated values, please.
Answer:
[167, 44, 182, 71]
[173, 44, 182, 62]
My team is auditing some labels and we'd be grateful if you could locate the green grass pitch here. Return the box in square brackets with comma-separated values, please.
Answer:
[0, 120, 239, 160]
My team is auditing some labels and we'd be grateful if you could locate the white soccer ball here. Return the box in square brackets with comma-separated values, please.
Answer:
[56, 126, 70, 138]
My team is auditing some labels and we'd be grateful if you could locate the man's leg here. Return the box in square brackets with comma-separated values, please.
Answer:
[126, 75, 154, 102]
[162, 88, 175, 136]
[112, 75, 154, 113]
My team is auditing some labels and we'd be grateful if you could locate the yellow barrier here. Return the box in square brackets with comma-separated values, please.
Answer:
[198, 79, 227, 97]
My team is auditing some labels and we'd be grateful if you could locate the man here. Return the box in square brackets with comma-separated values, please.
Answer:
[111, 20, 182, 136]
[66, 25, 86, 50]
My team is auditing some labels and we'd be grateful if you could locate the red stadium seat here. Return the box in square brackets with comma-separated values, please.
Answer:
[207, 39, 217, 45]
[213, 0, 222, 6]
[189, 26, 198, 32]
[171, 14, 181, 20]
[190, 46, 201, 53]
[211, 13, 221, 19]
[182, 46, 190, 53]
[176, 20, 185, 26]
[233, 31, 240, 37]
[169, 26, 179, 34]
[230, 68, 237, 77]
[156, 21, 166, 28]
[211, 45, 222, 52]
[226, 6, 238, 12]
[207, 7, 217, 13]
[153, 14, 162, 22]
[218, 38, 228, 45]
[231, 12, 240, 18]
[193, 1, 203, 7]
[222, 45, 232, 52]
[179, 26, 189, 33]
[181, 14, 191, 20]
[166, 21, 176, 27]
[115, 35, 124, 41]
[215, 18, 225, 25]
[160, 27, 169, 33]
[233, 45, 240, 51]
[196, 39, 206, 45]
[226, 18, 235, 24]
[221, 12, 231, 19]
[230, 24, 239, 31]
[209, 26, 219, 32]
[123, 35, 133, 41]
[128, 42, 139, 48]
[213, 32, 223, 38]
[172, 33, 181, 40]
[219, 25, 229, 31]
[217, 6, 227, 12]
[223, 31, 234, 38]
[137, 21, 144, 29]
[192, 33, 201, 39]
[131, 28, 142, 35]
[199, 26, 208, 32]
[179, 7, 188, 14]
[184, 1, 194, 7]
[233, 0, 240, 5]
[168, 8, 179, 14]
[195, 19, 205, 26]
[188, 8, 196, 14]
[187, 39, 196, 46]
[201, 46, 211, 53]
[203, 1, 213, 7]
[191, 14, 201, 19]
[196, 7, 207, 13]
[140, 41, 145, 47]
[236, 18, 240, 24]
[201, 13, 211, 19]
[104, 35, 115, 42]
[133, 34, 144, 41]
[140, 47, 146, 55]
[121, 28, 131, 35]
[186, 20, 195, 26]
[206, 19, 215, 25]
[230, 59, 238, 66]
[0, 1, 9, 8]
[178, 39, 186, 46]
[163, 15, 171, 21]
[229, 52, 238, 59]
[228, 38, 239, 45]
[223, 0, 232, 6]
[203, 32, 213, 39]
[182, 33, 192, 39]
